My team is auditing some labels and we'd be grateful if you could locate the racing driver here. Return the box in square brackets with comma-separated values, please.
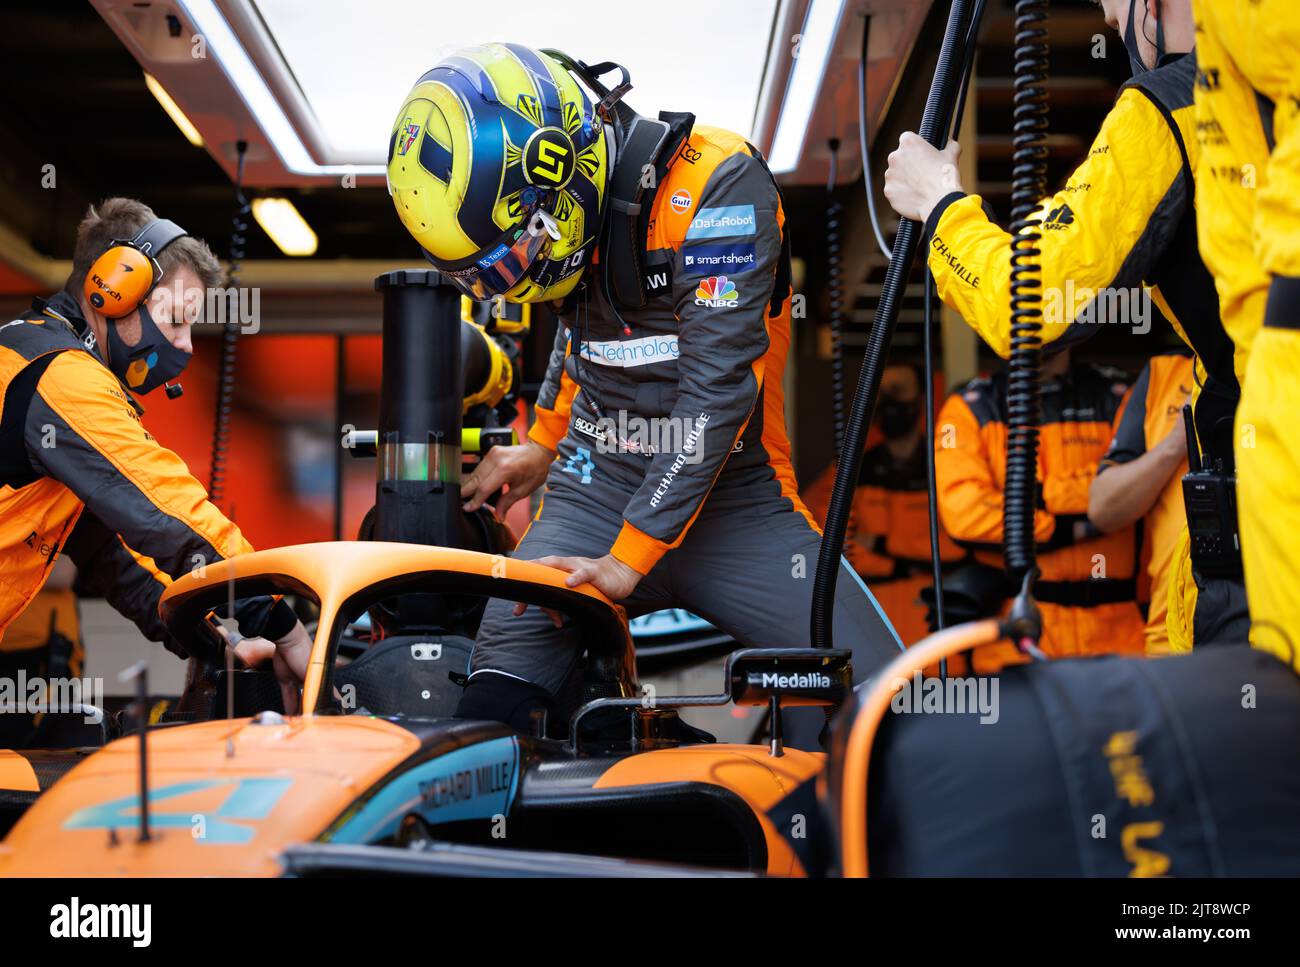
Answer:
[386, 43, 900, 736]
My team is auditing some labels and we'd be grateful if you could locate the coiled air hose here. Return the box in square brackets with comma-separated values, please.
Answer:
[209, 139, 249, 508]
[1003, 0, 1049, 627]
[812, 0, 977, 650]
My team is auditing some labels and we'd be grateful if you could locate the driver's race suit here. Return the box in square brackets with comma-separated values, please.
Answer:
[465, 124, 903, 733]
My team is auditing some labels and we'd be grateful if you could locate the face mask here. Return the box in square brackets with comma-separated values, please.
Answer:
[1123, 0, 1165, 76]
[877, 396, 919, 440]
[106, 302, 190, 395]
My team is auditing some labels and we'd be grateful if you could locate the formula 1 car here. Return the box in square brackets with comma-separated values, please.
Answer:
[0, 541, 847, 876]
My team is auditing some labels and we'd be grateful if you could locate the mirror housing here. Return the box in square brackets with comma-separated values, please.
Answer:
[729, 649, 852, 708]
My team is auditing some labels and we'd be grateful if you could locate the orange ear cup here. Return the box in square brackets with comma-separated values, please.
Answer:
[83, 245, 155, 318]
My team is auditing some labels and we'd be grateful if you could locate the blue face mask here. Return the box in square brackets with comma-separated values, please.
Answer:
[106, 302, 190, 395]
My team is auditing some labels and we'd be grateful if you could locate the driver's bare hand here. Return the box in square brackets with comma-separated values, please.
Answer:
[461, 440, 554, 517]
[536, 554, 643, 601]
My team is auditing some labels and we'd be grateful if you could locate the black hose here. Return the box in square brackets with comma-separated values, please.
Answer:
[923, 272, 947, 659]
[1004, 0, 1049, 584]
[812, 0, 977, 650]
[925, 0, 985, 665]
[951, 0, 990, 139]
[857, 17, 893, 262]
[209, 140, 249, 508]
[827, 141, 846, 457]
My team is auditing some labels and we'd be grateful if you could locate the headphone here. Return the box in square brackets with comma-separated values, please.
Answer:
[83, 218, 188, 319]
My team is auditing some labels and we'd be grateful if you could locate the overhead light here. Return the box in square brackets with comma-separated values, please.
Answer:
[768, 0, 847, 174]
[251, 198, 318, 256]
[144, 72, 203, 147]
[177, 0, 383, 177]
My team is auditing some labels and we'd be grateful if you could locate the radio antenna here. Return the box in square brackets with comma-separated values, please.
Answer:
[118, 660, 151, 842]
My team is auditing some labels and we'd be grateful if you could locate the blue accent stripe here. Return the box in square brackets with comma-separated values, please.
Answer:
[327, 736, 520, 845]
[840, 556, 906, 652]
[418, 128, 453, 183]
[442, 56, 498, 103]
[503, 43, 562, 122]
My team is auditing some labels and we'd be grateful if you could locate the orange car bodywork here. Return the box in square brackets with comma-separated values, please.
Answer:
[0, 543, 820, 876]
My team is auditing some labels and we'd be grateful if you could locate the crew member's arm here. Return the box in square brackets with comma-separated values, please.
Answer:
[1089, 363, 1185, 533]
[1043, 386, 1132, 519]
[934, 392, 1055, 550]
[886, 88, 1189, 356]
[609, 149, 782, 575]
[62, 511, 177, 652]
[25, 352, 296, 643]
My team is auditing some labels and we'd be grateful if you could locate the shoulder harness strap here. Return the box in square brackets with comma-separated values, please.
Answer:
[602, 110, 694, 311]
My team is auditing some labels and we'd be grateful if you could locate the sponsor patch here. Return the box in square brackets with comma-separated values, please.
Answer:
[694, 275, 739, 308]
[683, 242, 756, 271]
[670, 189, 693, 213]
[562, 447, 595, 485]
[685, 205, 757, 240]
[643, 259, 673, 297]
[477, 243, 511, 270]
[577, 333, 680, 368]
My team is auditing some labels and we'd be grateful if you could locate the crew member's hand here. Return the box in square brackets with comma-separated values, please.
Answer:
[272, 621, 313, 714]
[217, 623, 306, 716]
[462, 440, 555, 516]
[883, 132, 964, 224]
[532, 553, 644, 602]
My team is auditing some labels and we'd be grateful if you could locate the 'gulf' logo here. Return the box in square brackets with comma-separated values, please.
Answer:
[670, 189, 693, 213]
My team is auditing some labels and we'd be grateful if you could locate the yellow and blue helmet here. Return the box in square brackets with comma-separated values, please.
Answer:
[386, 43, 608, 303]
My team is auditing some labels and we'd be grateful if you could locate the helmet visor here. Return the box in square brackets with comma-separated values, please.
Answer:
[434, 210, 561, 301]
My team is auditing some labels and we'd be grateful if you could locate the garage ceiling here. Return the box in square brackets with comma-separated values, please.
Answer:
[253, 0, 780, 162]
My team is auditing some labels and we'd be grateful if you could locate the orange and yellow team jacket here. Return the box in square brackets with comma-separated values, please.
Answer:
[802, 442, 965, 645]
[0, 292, 294, 652]
[936, 363, 1146, 672]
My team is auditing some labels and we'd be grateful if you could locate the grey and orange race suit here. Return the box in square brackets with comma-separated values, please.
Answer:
[470, 124, 903, 726]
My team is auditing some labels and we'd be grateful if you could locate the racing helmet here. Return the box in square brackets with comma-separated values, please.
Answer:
[386, 43, 609, 303]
